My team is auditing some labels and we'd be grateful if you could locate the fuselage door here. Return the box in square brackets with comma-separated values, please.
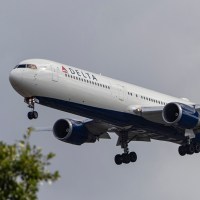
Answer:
[51, 65, 59, 82]
[118, 85, 124, 101]
[112, 84, 126, 102]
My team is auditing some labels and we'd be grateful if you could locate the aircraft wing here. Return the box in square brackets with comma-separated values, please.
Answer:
[84, 119, 153, 143]
[84, 116, 186, 146]
[84, 120, 113, 139]
[135, 104, 200, 123]
[129, 105, 165, 124]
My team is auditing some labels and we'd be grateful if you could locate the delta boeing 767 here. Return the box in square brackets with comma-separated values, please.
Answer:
[9, 59, 200, 165]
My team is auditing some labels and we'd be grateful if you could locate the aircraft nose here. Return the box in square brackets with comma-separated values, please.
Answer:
[9, 69, 23, 89]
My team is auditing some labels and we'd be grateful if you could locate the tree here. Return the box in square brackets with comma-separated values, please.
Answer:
[0, 128, 60, 200]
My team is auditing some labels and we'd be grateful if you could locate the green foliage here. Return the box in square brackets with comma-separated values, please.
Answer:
[0, 128, 60, 200]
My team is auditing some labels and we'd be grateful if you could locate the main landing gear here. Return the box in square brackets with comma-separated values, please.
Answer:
[114, 132, 137, 165]
[25, 97, 38, 120]
[178, 142, 200, 156]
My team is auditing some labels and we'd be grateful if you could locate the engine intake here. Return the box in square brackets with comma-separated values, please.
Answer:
[162, 102, 199, 129]
[53, 119, 96, 145]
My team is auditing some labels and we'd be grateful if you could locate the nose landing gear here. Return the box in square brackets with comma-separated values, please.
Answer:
[25, 97, 38, 120]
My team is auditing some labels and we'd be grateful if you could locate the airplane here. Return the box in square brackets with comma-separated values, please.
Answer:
[9, 59, 200, 165]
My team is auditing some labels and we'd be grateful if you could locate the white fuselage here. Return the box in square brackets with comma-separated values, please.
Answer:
[9, 59, 194, 126]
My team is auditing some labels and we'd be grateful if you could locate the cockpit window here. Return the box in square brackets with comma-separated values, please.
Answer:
[17, 64, 26, 68]
[27, 64, 37, 69]
[14, 64, 37, 69]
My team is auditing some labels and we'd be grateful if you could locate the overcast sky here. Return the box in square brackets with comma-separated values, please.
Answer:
[2, 0, 200, 199]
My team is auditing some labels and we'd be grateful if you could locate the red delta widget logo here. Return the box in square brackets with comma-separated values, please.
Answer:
[62, 66, 98, 81]
[62, 66, 68, 73]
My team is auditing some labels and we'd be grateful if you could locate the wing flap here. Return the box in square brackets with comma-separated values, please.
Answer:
[99, 132, 111, 139]
[84, 120, 113, 139]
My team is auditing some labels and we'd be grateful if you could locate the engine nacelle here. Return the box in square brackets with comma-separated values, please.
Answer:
[162, 102, 200, 129]
[53, 119, 96, 145]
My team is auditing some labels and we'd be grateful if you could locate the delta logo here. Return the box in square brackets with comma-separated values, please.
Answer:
[62, 66, 68, 73]
[62, 66, 98, 81]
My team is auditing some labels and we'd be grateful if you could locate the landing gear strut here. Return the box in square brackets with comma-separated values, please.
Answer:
[114, 132, 137, 165]
[25, 97, 38, 120]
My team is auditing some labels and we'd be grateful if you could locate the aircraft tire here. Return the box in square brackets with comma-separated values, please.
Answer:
[122, 153, 130, 164]
[194, 143, 200, 153]
[33, 111, 38, 119]
[28, 112, 33, 120]
[129, 152, 137, 162]
[114, 154, 123, 165]
[178, 145, 186, 156]
[187, 144, 195, 155]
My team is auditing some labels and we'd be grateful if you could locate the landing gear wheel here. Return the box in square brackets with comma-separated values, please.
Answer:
[122, 153, 130, 164]
[27, 111, 38, 120]
[178, 145, 186, 156]
[129, 152, 137, 162]
[114, 154, 123, 165]
[187, 144, 195, 155]
[194, 143, 200, 153]
[28, 112, 34, 120]
[33, 111, 38, 119]
[179, 141, 200, 156]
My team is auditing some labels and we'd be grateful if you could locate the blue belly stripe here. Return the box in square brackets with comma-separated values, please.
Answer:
[36, 96, 186, 144]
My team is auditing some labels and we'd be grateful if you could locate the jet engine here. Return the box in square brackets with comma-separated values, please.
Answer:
[53, 119, 96, 145]
[162, 102, 200, 129]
